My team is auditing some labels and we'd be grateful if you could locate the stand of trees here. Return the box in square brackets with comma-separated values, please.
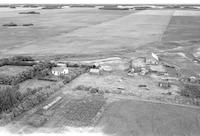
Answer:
[0, 62, 56, 85]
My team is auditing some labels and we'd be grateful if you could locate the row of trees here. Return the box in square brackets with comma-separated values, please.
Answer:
[180, 83, 200, 98]
[0, 62, 56, 85]
[0, 82, 64, 125]
[0, 85, 22, 112]
[0, 56, 35, 67]
[63, 68, 87, 84]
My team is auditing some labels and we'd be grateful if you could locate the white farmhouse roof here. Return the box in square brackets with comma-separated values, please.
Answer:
[52, 67, 68, 73]
[152, 53, 159, 61]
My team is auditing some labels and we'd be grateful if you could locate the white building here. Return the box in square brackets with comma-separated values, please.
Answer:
[52, 67, 69, 76]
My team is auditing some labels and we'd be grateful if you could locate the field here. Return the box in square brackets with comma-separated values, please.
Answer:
[98, 100, 200, 136]
[0, 65, 30, 76]
[0, 7, 132, 56]
[19, 79, 54, 93]
[0, 8, 200, 61]
[1, 6, 200, 136]
[0, 8, 175, 57]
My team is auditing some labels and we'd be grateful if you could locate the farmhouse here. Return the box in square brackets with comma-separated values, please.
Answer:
[52, 67, 69, 76]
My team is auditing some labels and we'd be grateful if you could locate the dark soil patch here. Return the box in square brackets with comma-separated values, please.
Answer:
[43, 95, 106, 127]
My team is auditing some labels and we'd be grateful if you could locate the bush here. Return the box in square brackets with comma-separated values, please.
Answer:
[0, 86, 22, 112]
[62, 68, 87, 84]
[11, 56, 34, 61]
[0, 81, 65, 125]
[6, 61, 36, 66]
[0, 56, 34, 67]
[180, 83, 200, 98]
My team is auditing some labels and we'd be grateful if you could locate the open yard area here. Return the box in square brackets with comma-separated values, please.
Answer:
[70, 72, 179, 98]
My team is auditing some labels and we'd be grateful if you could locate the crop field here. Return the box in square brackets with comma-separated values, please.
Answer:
[162, 16, 200, 42]
[0, 8, 200, 59]
[0, 7, 132, 55]
[0, 8, 172, 57]
[0, 65, 30, 76]
[98, 100, 200, 136]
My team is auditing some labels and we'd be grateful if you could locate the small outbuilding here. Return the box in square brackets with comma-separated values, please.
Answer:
[149, 65, 166, 73]
[158, 81, 171, 89]
[89, 68, 101, 75]
[52, 67, 69, 76]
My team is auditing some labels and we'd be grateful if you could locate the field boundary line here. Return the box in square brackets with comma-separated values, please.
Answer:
[106, 93, 200, 110]
[159, 10, 175, 43]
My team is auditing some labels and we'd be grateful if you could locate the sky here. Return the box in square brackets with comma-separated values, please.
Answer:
[0, 0, 200, 4]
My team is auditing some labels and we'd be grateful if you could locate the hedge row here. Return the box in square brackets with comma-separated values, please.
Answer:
[64, 62, 97, 69]
[0, 56, 34, 67]
[63, 68, 87, 84]
[6, 61, 37, 66]
[0, 85, 22, 112]
[0, 62, 56, 85]
[0, 66, 88, 125]
[180, 83, 200, 98]
[0, 82, 64, 125]
[37, 77, 58, 82]
[75, 85, 104, 94]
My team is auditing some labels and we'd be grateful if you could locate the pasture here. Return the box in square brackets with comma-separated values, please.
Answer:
[0, 65, 30, 76]
[1, 8, 200, 60]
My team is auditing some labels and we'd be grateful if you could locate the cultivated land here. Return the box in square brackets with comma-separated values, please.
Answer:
[1, 6, 200, 136]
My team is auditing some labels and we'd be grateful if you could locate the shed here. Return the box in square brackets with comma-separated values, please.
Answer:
[158, 82, 171, 89]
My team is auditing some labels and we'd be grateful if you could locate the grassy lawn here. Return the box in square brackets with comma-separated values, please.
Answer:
[0, 65, 30, 76]
[19, 79, 53, 94]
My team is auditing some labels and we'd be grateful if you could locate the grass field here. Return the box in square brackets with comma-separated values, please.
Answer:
[19, 79, 53, 93]
[3, 9, 172, 56]
[98, 100, 200, 136]
[1, 8, 200, 60]
[0, 65, 30, 76]
[0, 8, 172, 57]
[0, 7, 132, 55]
